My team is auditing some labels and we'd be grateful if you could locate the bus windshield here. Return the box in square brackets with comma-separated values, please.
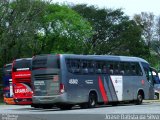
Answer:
[3, 64, 12, 76]
[3, 64, 12, 87]
[13, 59, 31, 72]
[32, 55, 60, 70]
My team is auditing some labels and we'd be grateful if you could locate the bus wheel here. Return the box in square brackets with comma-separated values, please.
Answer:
[154, 92, 159, 100]
[88, 93, 97, 108]
[136, 93, 143, 105]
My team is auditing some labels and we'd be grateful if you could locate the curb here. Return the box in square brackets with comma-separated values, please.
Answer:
[143, 100, 160, 103]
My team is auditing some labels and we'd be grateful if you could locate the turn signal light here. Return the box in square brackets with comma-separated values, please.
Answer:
[60, 83, 65, 94]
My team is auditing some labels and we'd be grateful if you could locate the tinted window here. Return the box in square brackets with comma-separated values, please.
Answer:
[66, 59, 95, 74]
[95, 61, 106, 74]
[143, 66, 154, 84]
[32, 55, 60, 70]
[107, 62, 120, 75]
[130, 62, 143, 76]
[124, 62, 131, 75]
[87, 61, 95, 74]
[66, 59, 80, 73]
[108, 62, 114, 75]
[119, 62, 125, 75]
[81, 60, 89, 74]
[13, 59, 31, 72]
[66, 58, 143, 76]
[114, 62, 120, 75]
[3, 64, 12, 76]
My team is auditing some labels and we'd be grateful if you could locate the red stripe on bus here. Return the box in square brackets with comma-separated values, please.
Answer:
[98, 76, 108, 104]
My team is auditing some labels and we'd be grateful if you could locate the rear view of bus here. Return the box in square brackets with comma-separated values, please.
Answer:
[12, 58, 33, 105]
[31, 55, 61, 109]
[2, 63, 15, 104]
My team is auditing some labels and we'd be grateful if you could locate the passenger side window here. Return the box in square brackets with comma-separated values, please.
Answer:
[95, 61, 102, 74]
[124, 62, 131, 75]
[134, 63, 143, 76]
[88, 61, 95, 74]
[102, 62, 109, 74]
[131, 63, 136, 75]
[119, 62, 125, 75]
[114, 62, 120, 75]
[66, 59, 80, 74]
[81, 60, 88, 74]
[108, 63, 114, 75]
[66, 59, 144, 77]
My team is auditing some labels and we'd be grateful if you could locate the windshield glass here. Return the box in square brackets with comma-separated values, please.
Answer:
[32, 55, 60, 70]
[3, 64, 12, 76]
[13, 59, 31, 72]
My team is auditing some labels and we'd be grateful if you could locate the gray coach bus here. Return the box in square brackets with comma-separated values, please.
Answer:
[31, 54, 155, 109]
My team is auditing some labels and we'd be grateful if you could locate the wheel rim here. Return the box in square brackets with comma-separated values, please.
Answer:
[138, 94, 142, 103]
[90, 98, 95, 106]
[154, 95, 158, 100]
[89, 94, 96, 107]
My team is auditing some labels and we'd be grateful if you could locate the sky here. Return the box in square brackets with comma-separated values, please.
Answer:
[52, 0, 160, 17]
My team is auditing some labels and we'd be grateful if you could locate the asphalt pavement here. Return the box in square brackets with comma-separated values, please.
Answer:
[1, 102, 160, 120]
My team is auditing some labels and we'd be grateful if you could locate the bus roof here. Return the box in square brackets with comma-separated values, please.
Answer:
[14, 58, 32, 61]
[4, 63, 12, 67]
[34, 54, 148, 64]
[63, 54, 148, 63]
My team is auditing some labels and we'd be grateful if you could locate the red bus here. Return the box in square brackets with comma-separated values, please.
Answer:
[12, 58, 33, 105]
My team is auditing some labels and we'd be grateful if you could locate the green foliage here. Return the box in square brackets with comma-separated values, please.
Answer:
[0, 0, 92, 67]
[150, 16, 160, 61]
[0, 1, 159, 70]
[39, 4, 92, 54]
[0, 0, 46, 66]
[133, 12, 155, 49]
[72, 5, 150, 58]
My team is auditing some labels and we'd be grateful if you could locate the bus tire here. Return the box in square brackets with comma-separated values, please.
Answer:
[154, 92, 159, 100]
[88, 92, 97, 108]
[136, 92, 143, 105]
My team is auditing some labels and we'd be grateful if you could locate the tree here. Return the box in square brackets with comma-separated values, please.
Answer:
[0, 0, 46, 66]
[72, 5, 149, 57]
[133, 12, 160, 67]
[0, 0, 10, 66]
[133, 12, 155, 50]
[151, 16, 160, 59]
[38, 3, 92, 54]
[0, 1, 92, 67]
